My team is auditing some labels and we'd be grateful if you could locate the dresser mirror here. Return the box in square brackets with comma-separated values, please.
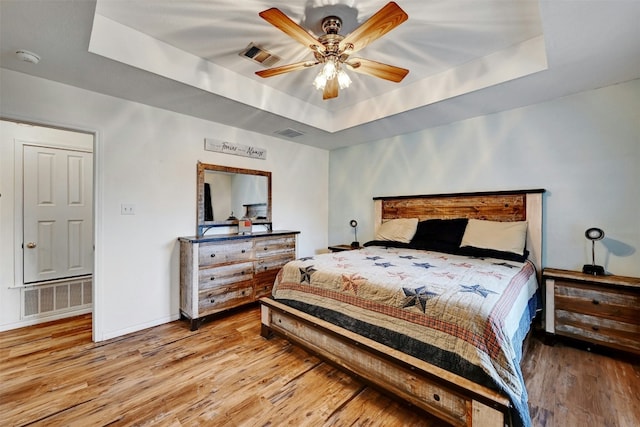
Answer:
[197, 162, 271, 235]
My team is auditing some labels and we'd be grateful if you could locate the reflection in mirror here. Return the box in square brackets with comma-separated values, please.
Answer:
[204, 170, 267, 221]
[197, 163, 271, 235]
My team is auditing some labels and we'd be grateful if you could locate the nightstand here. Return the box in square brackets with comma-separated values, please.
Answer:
[542, 268, 640, 355]
[328, 244, 360, 252]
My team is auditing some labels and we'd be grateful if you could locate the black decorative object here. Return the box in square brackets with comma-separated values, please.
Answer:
[350, 219, 360, 248]
[583, 227, 605, 275]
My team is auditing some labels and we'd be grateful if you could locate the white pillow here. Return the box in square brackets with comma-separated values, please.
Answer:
[460, 219, 528, 255]
[375, 218, 419, 243]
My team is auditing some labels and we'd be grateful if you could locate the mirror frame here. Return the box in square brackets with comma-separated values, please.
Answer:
[197, 162, 272, 235]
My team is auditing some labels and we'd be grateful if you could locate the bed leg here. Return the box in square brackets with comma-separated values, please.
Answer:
[260, 303, 274, 339]
[471, 400, 505, 427]
[261, 324, 274, 339]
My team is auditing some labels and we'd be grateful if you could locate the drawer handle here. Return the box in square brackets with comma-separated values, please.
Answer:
[592, 299, 600, 305]
[433, 394, 440, 402]
[241, 249, 246, 253]
[210, 299, 215, 304]
[264, 247, 268, 251]
[210, 277, 215, 281]
[210, 253, 215, 258]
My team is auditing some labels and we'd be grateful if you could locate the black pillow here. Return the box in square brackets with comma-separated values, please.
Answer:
[409, 218, 468, 254]
[457, 246, 529, 263]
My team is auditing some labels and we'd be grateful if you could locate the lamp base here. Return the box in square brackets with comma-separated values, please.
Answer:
[582, 264, 605, 275]
[351, 241, 360, 249]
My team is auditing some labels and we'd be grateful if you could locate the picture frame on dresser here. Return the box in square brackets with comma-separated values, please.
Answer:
[543, 268, 640, 355]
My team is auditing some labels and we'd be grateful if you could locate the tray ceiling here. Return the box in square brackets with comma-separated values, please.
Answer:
[1, 1, 639, 149]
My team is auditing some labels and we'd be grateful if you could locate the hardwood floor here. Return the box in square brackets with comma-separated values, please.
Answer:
[1, 306, 638, 427]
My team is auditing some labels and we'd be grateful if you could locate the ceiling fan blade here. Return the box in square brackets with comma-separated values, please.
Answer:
[259, 8, 324, 53]
[323, 77, 339, 100]
[339, 2, 408, 55]
[255, 61, 318, 78]
[346, 58, 409, 82]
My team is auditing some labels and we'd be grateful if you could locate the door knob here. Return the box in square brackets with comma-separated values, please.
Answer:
[26, 242, 37, 249]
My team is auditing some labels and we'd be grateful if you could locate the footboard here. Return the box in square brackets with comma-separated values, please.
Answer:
[260, 298, 511, 427]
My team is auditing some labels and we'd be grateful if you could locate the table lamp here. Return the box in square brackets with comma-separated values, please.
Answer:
[582, 227, 605, 275]
[350, 220, 359, 248]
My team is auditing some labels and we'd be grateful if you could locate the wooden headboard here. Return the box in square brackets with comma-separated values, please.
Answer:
[373, 189, 545, 279]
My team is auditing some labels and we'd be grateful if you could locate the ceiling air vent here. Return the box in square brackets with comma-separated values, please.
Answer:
[239, 43, 281, 67]
[275, 128, 305, 138]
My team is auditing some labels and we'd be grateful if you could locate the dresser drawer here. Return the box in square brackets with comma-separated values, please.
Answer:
[199, 281, 254, 314]
[198, 240, 253, 266]
[199, 262, 254, 290]
[555, 309, 640, 353]
[254, 236, 296, 259]
[254, 268, 284, 298]
[254, 278, 276, 299]
[254, 254, 294, 274]
[554, 280, 640, 324]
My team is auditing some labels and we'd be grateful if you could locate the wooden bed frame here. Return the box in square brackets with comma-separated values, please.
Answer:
[260, 189, 545, 427]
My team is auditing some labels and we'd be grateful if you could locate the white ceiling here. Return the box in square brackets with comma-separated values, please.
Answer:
[1, 1, 639, 150]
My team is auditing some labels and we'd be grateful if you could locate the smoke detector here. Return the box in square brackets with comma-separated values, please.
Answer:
[16, 50, 40, 64]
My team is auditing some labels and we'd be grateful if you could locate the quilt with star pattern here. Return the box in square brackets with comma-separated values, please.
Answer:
[271, 245, 539, 427]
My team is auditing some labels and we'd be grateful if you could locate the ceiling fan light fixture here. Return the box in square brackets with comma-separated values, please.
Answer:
[337, 69, 351, 89]
[321, 57, 338, 79]
[313, 72, 328, 90]
[314, 56, 351, 91]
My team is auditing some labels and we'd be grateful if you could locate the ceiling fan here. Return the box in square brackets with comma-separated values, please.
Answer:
[255, 2, 409, 100]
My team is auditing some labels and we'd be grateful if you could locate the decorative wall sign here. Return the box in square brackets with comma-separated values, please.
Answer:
[204, 138, 267, 160]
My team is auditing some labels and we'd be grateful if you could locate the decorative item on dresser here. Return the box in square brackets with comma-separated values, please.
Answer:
[543, 268, 640, 355]
[179, 230, 298, 330]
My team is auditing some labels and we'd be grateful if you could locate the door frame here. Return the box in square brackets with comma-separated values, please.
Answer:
[3, 116, 102, 342]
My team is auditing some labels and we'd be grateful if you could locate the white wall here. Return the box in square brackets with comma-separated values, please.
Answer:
[329, 79, 640, 277]
[0, 69, 329, 339]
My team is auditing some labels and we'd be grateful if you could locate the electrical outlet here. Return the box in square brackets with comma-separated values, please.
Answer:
[121, 204, 135, 215]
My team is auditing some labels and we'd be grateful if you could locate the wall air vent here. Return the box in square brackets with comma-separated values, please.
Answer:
[239, 43, 281, 68]
[22, 276, 92, 319]
[275, 128, 305, 138]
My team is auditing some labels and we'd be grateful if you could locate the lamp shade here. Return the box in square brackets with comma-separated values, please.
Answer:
[585, 227, 604, 241]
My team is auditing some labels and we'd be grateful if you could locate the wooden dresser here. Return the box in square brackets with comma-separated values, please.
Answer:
[179, 230, 299, 330]
[543, 268, 640, 355]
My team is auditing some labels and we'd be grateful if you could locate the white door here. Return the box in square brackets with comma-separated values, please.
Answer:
[23, 145, 93, 283]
